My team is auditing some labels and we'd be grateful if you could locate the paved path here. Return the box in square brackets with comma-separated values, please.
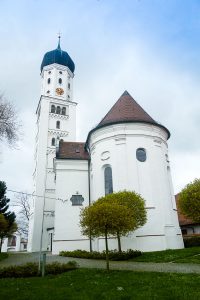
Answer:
[0, 252, 200, 274]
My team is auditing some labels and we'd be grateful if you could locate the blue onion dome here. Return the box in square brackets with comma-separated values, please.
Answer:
[41, 40, 75, 73]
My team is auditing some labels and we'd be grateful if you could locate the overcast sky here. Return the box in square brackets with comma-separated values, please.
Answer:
[1, 0, 200, 201]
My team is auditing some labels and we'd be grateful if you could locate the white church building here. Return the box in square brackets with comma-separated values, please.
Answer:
[27, 40, 184, 254]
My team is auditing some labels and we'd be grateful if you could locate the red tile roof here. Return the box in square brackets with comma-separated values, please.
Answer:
[57, 141, 89, 160]
[98, 90, 156, 126]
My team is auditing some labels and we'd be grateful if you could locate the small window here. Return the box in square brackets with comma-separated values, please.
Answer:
[47, 90, 50, 94]
[136, 148, 146, 162]
[70, 194, 84, 206]
[61, 107, 66, 115]
[47, 78, 51, 84]
[51, 138, 55, 146]
[68, 83, 70, 89]
[56, 121, 60, 129]
[59, 71, 62, 74]
[68, 95, 70, 99]
[48, 71, 51, 74]
[58, 78, 62, 84]
[104, 166, 113, 195]
[56, 106, 61, 114]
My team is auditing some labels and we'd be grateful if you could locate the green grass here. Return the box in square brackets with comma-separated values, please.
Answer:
[130, 247, 200, 263]
[0, 269, 200, 300]
[0, 253, 8, 262]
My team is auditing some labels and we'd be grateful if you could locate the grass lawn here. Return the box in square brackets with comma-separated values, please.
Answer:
[0, 269, 200, 300]
[130, 247, 200, 263]
[0, 253, 8, 262]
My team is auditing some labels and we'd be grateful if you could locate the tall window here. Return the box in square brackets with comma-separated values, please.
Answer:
[47, 78, 51, 84]
[68, 83, 70, 89]
[104, 166, 113, 195]
[62, 107, 66, 115]
[51, 105, 55, 113]
[56, 106, 61, 114]
[58, 78, 62, 84]
[56, 121, 60, 129]
[136, 148, 146, 162]
[51, 138, 55, 146]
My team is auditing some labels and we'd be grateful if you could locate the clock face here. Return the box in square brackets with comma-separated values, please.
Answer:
[56, 88, 64, 95]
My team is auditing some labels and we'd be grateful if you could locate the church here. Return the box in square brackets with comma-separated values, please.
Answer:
[27, 40, 184, 254]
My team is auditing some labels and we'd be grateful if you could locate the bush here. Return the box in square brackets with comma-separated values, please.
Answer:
[0, 261, 78, 278]
[60, 249, 142, 260]
[183, 235, 200, 248]
[0, 253, 8, 261]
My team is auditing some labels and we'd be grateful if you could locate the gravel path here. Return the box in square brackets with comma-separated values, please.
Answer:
[0, 252, 200, 274]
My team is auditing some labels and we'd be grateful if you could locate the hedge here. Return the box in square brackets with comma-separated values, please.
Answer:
[60, 249, 142, 260]
[183, 235, 200, 248]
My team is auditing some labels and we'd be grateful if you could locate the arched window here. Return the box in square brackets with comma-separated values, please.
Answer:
[104, 166, 113, 195]
[51, 105, 55, 113]
[47, 78, 51, 84]
[59, 71, 62, 74]
[48, 71, 51, 74]
[56, 121, 60, 129]
[51, 138, 55, 146]
[68, 83, 70, 89]
[62, 107, 66, 115]
[58, 78, 62, 84]
[136, 148, 146, 162]
[56, 106, 61, 114]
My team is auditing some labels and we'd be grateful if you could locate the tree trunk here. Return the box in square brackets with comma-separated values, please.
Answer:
[105, 228, 109, 271]
[117, 232, 122, 253]
[0, 238, 3, 253]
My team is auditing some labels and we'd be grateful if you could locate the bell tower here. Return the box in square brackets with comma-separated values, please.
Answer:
[28, 38, 77, 251]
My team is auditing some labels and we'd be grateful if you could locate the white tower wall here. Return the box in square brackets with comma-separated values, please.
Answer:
[28, 62, 76, 252]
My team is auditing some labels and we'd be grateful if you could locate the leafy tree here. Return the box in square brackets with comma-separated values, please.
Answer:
[0, 181, 17, 252]
[0, 94, 21, 146]
[178, 179, 200, 223]
[80, 201, 133, 270]
[98, 191, 147, 252]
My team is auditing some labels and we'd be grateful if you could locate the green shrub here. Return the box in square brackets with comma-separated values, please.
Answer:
[184, 236, 200, 248]
[60, 249, 141, 260]
[0, 253, 8, 261]
[0, 261, 78, 278]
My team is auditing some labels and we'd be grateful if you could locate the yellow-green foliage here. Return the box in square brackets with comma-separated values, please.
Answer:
[80, 191, 147, 238]
[178, 179, 200, 223]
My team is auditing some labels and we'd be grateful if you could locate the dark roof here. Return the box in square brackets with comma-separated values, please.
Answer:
[99, 90, 156, 126]
[57, 141, 89, 160]
[85, 91, 170, 147]
[175, 194, 199, 226]
[41, 42, 75, 73]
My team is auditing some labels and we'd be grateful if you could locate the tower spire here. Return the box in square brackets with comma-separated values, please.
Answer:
[57, 31, 61, 50]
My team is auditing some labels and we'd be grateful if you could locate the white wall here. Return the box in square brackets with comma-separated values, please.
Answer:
[88, 122, 184, 251]
[52, 159, 90, 254]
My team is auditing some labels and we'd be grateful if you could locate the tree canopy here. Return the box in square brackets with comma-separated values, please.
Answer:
[178, 178, 200, 223]
[0, 181, 17, 252]
[0, 95, 21, 146]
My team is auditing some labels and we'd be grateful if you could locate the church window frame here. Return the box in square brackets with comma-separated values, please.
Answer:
[51, 138, 55, 146]
[56, 121, 60, 129]
[104, 165, 113, 195]
[51, 105, 55, 113]
[61, 107, 66, 115]
[56, 106, 61, 114]
[136, 148, 147, 162]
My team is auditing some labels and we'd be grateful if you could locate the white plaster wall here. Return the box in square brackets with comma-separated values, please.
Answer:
[89, 123, 184, 251]
[52, 159, 90, 254]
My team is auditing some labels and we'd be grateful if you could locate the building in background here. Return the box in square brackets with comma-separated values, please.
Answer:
[28, 40, 184, 253]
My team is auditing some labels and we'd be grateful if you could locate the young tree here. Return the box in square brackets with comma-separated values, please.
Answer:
[0, 181, 17, 252]
[80, 201, 133, 270]
[98, 191, 147, 252]
[12, 193, 32, 237]
[178, 179, 200, 223]
[0, 95, 21, 146]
